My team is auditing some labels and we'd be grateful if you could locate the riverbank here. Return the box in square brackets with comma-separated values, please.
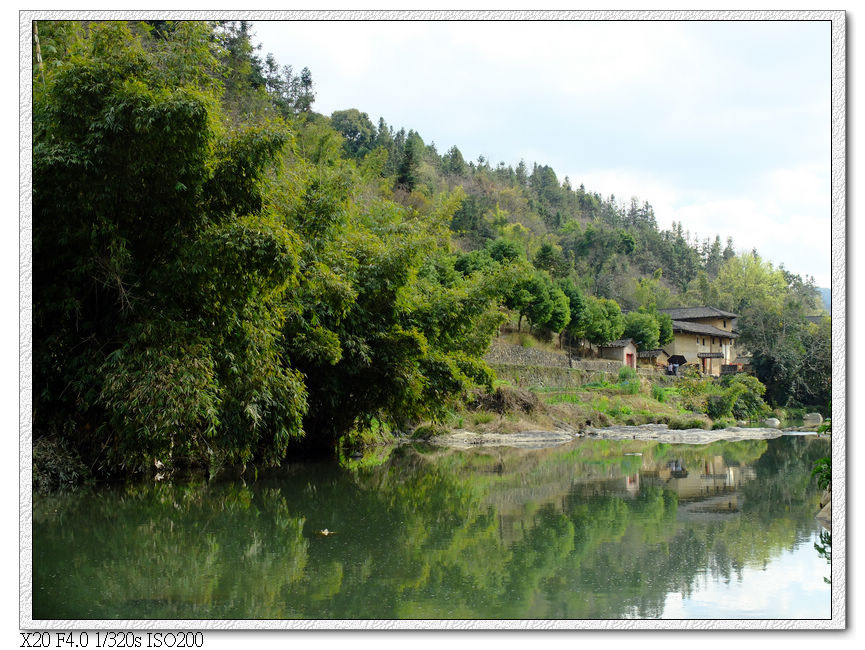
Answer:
[415, 345, 827, 449]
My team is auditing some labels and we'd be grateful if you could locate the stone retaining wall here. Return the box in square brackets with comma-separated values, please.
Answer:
[490, 364, 598, 389]
[484, 340, 571, 368]
[484, 341, 667, 389]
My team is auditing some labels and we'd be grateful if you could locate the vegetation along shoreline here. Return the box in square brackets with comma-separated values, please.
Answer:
[32, 21, 830, 492]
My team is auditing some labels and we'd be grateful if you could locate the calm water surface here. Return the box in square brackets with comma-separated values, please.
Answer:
[33, 434, 831, 620]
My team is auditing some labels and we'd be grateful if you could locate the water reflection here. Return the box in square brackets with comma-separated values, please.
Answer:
[815, 530, 831, 585]
[33, 435, 830, 620]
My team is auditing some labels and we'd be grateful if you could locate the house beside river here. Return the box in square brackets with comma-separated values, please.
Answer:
[659, 307, 738, 376]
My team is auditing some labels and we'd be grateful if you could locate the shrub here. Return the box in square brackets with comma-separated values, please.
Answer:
[471, 386, 540, 414]
[411, 424, 447, 439]
[33, 436, 89, 492]
[812, 457, 831, 490]
[784, 406, 807, 421]
[472, 412, 496, 425]
[719, 374, 771, 421]
[592, 396, 611, 413]
[618, 380, 641, 395]
[705, 389, 737, 420]
[618, 366, 637, 382]
[545, 393, 582, 405]
[652, 384, 667, 402]
[676, 368, 711, 412]
[669, 416, 710, 430]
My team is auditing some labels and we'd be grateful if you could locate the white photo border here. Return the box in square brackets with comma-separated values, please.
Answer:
[19, 8, 847, 631]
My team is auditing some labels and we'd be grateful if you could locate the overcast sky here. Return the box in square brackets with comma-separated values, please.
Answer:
[251, 19, 832, 287]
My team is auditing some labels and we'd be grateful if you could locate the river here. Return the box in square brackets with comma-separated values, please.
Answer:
[32, 433, 831, 621]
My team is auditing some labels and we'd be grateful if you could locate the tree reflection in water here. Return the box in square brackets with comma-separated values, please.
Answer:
[815, 530, 831, 585]
[33, 435, 830, 620]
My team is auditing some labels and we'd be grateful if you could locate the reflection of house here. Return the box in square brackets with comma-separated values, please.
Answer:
[659, 307, 738, 376]
[667, 459, 688, 479]
[638, 348, 669, 368]
[598, 338, 637, 368]
[649, 454, 751, 500]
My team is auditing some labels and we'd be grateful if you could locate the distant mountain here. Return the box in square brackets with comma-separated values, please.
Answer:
[818, 287, 831, 312]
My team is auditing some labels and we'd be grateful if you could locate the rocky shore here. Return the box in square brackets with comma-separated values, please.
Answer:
[429, 429, 575, 449]
[432, 423, 825, 449]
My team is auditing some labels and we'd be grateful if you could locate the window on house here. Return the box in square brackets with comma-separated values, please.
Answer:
[723, 320, 727, 328]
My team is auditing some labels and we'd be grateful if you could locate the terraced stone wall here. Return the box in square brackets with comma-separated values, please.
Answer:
[486, 342, 671, 389]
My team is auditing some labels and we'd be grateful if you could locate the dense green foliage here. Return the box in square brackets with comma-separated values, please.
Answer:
[811, 419, 831, 492]
[34, 22, 307, 473]
[673, 367, 771, 422]
[33, 21, 504, 473]
[32, 20, 831, 478]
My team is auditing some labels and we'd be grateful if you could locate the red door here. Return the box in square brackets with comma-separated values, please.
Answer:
[626, 353, 634, 368]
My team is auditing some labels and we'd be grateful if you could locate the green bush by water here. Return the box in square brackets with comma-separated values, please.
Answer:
[472, 412, 496, 425]
[811, 457, 831, 490]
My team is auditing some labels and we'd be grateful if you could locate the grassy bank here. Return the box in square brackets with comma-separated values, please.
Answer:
[419, 367, 716, 439]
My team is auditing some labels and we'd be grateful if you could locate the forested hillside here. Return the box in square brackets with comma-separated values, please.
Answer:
[32, 21, 831, 480]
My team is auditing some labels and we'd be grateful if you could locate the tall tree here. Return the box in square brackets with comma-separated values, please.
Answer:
[330, 108, 377, 158]
[622, 311, 661, 351]
[397, 130, 424, 191]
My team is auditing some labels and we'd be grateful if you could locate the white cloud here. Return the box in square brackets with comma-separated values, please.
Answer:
[660, 532, 831, 618]
[765, 164, 829, 209]
[444, 21, 693, 99]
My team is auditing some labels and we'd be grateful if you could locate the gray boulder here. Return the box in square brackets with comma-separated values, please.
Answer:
[816, 501, 831, 530]
[803, 412, 824, 425]
[820, 488, 831, 509]
[764, 417, 781, 428]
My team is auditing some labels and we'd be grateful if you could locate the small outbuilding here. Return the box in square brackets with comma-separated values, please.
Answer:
[638, 348, 670, 368]
[598, 338, 638, 368]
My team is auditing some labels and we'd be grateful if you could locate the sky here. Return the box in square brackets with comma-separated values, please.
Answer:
[252, 18, 832, 287]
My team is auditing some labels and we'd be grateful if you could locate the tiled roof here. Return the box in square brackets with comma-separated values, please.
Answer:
[638, 348, 669, 358]
[600, 338, 635, 348]
[660, 306, 737, 320]
[671, 320, 739, 338]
